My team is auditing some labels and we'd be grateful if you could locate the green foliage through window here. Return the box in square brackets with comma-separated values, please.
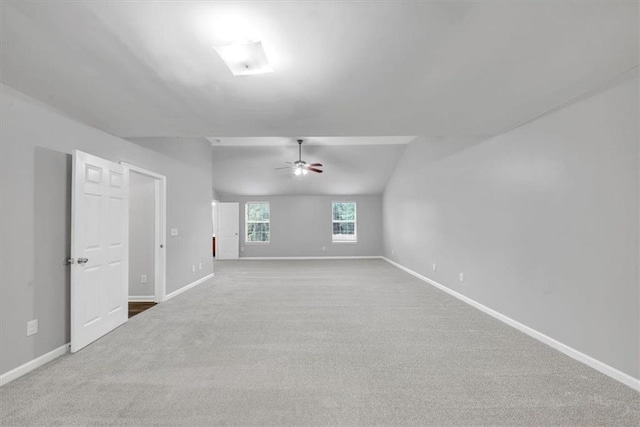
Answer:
[246, 202, 270, 242]
[332, 202, 356, 221]
[332, 202, 357, 242]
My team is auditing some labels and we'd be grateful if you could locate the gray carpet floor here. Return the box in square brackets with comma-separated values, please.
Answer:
[1, 259, 638, 426]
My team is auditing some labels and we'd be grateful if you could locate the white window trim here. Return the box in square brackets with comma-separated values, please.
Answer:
[332, 201, 357, 243]
[245, 201, 270, 244]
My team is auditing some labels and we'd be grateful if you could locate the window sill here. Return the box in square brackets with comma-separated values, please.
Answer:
[245, 241, 270, 245]
[332, 240, 358, 244]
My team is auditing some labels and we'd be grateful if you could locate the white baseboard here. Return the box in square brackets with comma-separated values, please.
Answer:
[165, 273, 214, 301]
[128, 296, 155, 302]
[1, 272, 215, 386]
[0, 343, 69, 386]
[239, 256, 384, 260]
[382, 257, 640, 392]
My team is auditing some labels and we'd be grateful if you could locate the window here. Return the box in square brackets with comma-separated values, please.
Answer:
[245, 202, 270, 243]
[332, 202, 357, 242]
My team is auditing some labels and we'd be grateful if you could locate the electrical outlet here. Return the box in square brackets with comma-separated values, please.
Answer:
[432, 263, 437, 272]
[391, 249, 395, 255]
[170, 228, 178, 236]
[240, 247, 244, 252]
[192, 265, 196, 273]
[141, 275, 147, 283]
[27, 319, 38, 337]
[459, 272, 464, 282]
[199, 262, 202, 270]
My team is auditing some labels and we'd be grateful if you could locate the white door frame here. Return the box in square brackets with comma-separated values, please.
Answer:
[122, 163, 167, 303]
[212, 200, 219, 260]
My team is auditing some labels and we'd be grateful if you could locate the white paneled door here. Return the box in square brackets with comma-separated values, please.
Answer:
[217, 202, 239, 260]
[71, 151, 129, 353]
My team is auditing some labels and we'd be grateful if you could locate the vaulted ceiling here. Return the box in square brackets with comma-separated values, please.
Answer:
[207, 138, 411, 196]
[1, 1, 637, 195]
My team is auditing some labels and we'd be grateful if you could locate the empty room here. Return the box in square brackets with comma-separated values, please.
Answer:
[0, 1, 638, 425]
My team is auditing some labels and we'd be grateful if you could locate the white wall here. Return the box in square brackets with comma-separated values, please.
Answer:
[0, 85, 214, 376]
[219, 195, 383, 258]
[383, 74, 639, 379]
[129, 171, 155, 298]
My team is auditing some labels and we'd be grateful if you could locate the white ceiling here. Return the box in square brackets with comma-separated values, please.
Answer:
[1, 1, 637, 195]
[2, 1, 636, 138]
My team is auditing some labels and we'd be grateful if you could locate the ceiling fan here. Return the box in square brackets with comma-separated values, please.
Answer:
[275, 139, 323, 176]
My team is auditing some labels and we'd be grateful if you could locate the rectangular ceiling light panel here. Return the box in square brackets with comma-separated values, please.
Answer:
[214, 41, 273, 76]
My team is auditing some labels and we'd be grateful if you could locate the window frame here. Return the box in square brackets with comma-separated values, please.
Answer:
[331, 201, 357, 243]
[245, 201, 270, 244]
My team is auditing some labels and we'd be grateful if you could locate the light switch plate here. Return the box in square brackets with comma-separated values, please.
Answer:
[170, 228, 178, 236]
[27, 319, 38, 337]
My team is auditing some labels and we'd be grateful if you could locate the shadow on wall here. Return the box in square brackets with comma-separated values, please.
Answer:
[34, 147, 72, 354]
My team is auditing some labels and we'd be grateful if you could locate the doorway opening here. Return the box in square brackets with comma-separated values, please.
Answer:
[122, 163, 167, 308]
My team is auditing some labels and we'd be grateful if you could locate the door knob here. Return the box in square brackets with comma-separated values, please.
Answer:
[77, 257, 89, 264]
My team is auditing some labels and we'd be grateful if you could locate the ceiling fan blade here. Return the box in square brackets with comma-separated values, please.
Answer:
[275, 141, 324, 174]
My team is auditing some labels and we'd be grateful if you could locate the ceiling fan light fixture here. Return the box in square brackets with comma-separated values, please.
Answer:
[293, 166, 308, 176]
[274, 139, 323, 177]
[214, 41, 273, 76]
